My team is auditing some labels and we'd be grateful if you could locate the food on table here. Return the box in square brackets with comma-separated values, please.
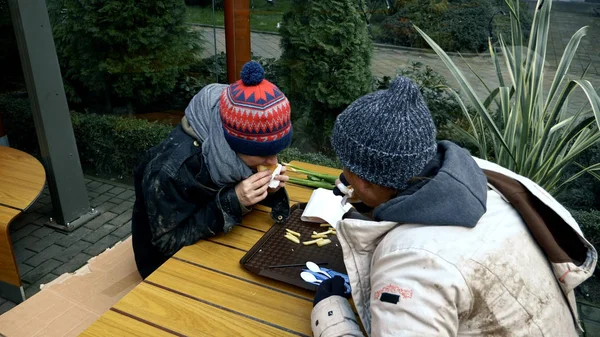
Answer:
[284, 233, 300, 244]
[317, 239, 332, 247]
[257, 164, 279, 173]
[286, 228, 301, 237]
[303, 238, 324, 246]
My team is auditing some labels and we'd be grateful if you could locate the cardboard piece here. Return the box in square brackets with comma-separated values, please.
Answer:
[0, 237, 142, 337]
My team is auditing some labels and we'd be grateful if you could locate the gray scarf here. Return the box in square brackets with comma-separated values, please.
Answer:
[183, 84, 253, 188]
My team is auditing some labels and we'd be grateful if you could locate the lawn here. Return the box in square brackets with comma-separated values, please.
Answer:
[186, 0, 291, 33]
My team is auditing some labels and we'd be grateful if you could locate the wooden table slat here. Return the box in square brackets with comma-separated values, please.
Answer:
[79, 310, 176, 337]
[113, 283, 304, 337]
[175, 241, 314, 300]
[82, 161, 343, 336]
[147, 258, 313, 335]
[0, 146, 46, 210]
[0, 206, 22, 286]
[207, 225, 264, 252]
[240, 209, 275, 233]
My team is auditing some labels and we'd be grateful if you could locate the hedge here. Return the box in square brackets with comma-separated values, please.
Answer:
[0, 94, 340, 176]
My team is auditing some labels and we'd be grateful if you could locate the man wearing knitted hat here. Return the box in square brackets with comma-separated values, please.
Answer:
[131, 61, 293, 278]
[310, 76, 596, 336]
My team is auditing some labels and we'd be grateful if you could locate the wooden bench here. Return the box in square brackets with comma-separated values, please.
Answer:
[0, 146, 46, 303]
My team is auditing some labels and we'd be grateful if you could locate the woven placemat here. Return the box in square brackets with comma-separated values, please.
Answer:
[240, 203, 347, 292]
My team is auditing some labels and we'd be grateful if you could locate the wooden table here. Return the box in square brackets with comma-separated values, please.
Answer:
[0, 146, 46, 302]
[81, 161, 342, 337]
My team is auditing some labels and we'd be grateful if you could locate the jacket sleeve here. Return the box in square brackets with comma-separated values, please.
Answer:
[367, 248, 471, 337]
[311, 296, 364, 337]
[142, 169, 243, 257]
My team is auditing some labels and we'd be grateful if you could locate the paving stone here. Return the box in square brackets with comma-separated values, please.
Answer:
[113, 221, 132, 239]
[10, 224, 41, 242]
[33, 216, 50, 226]
[84, 177, 92, 184]
[17, 263, 33, 276]
[87, 181, 102, 190]
[108, 186, 127, 196]
[88, 191, 100, 199]
[90, 194, 112, 207]
[83, 211, 118, 230]
[94, 184, 113, 194]
[28, 232, 66, 253]
[55, 240, 93, 263]
[0, 301, 16, 315]
[56, 227, 93, 248]
[82, 224, 117, 244]
[13, 236, 41, 252]
[95, 202, 118, 213]
[117, 189, 135, 200]
[111, 200, 134, 215]
[109, 210, 132, 227]
[14, 212, 44, 226]
[38, 204, 54, 214]
[83, 235, 122, 257]
[54, 253, 93, 275]
[24, 273, 60, 298]
[24, 244, 64, 267]
[30, 226, 55, 238]
[21, 259, 62, 284]
[15, 248, 36, 264]
[38, 195, 52, 205]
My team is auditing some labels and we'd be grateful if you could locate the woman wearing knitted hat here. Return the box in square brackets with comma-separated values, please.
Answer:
[131, 61, 293, 278]
[310, 76, 595, 336]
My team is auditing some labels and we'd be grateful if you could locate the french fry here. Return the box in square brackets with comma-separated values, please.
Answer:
[285, 229, 301, 237]
[320, 224, 331, 227]
[311, 234, 328, 239]
[317, 239, 332, 247]
[303, 238, 324, 246]
[284, 233, 300, 244]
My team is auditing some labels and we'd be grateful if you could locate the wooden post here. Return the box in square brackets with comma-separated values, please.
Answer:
[224, 0, 251, 83]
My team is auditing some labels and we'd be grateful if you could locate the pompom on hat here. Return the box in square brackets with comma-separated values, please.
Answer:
[219, 61, 292, 156]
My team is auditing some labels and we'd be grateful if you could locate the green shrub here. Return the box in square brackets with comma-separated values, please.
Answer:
[1, 94, 172, 175]
[0, 0, 24, 92]
[279, 0, 373, 152]
[47, 0, 203, 113]
[559, 144, 600, 211]
[0, 94, 338, 176]
[374, 0, 532, 53]
[416, 0, 600, 196]
[571, 209, 600, 256]
[161, 53, 283, 111]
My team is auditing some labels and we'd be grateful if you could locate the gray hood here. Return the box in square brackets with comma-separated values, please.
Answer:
[373, 141, 488, 227]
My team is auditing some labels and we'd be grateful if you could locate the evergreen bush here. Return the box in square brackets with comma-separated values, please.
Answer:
[279, 0, 373, 152]
[47, 0, 203, 113]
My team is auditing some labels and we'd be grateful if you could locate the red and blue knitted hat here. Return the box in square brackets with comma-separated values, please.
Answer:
[219, 61, 292, 156]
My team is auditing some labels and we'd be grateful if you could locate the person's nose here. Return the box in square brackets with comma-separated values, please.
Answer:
[265, 156, 278, 165]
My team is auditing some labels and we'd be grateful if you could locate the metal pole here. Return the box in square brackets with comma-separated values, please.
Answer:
[7, 0, 99, 231]
[224, 0, 251, 84]
[212, 0, 219, 83]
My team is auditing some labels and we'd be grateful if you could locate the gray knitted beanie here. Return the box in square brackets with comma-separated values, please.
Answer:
[331, 76, 437, 191]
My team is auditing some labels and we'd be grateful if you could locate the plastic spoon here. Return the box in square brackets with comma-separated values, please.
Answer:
[301, 272, 322, 285]
[306, 261, 331, 279]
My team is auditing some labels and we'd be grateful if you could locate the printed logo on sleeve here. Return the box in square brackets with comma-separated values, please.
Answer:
[375, 284, 413, 304]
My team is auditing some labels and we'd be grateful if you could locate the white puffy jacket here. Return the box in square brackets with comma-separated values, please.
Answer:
[311, 157, 597, 337]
